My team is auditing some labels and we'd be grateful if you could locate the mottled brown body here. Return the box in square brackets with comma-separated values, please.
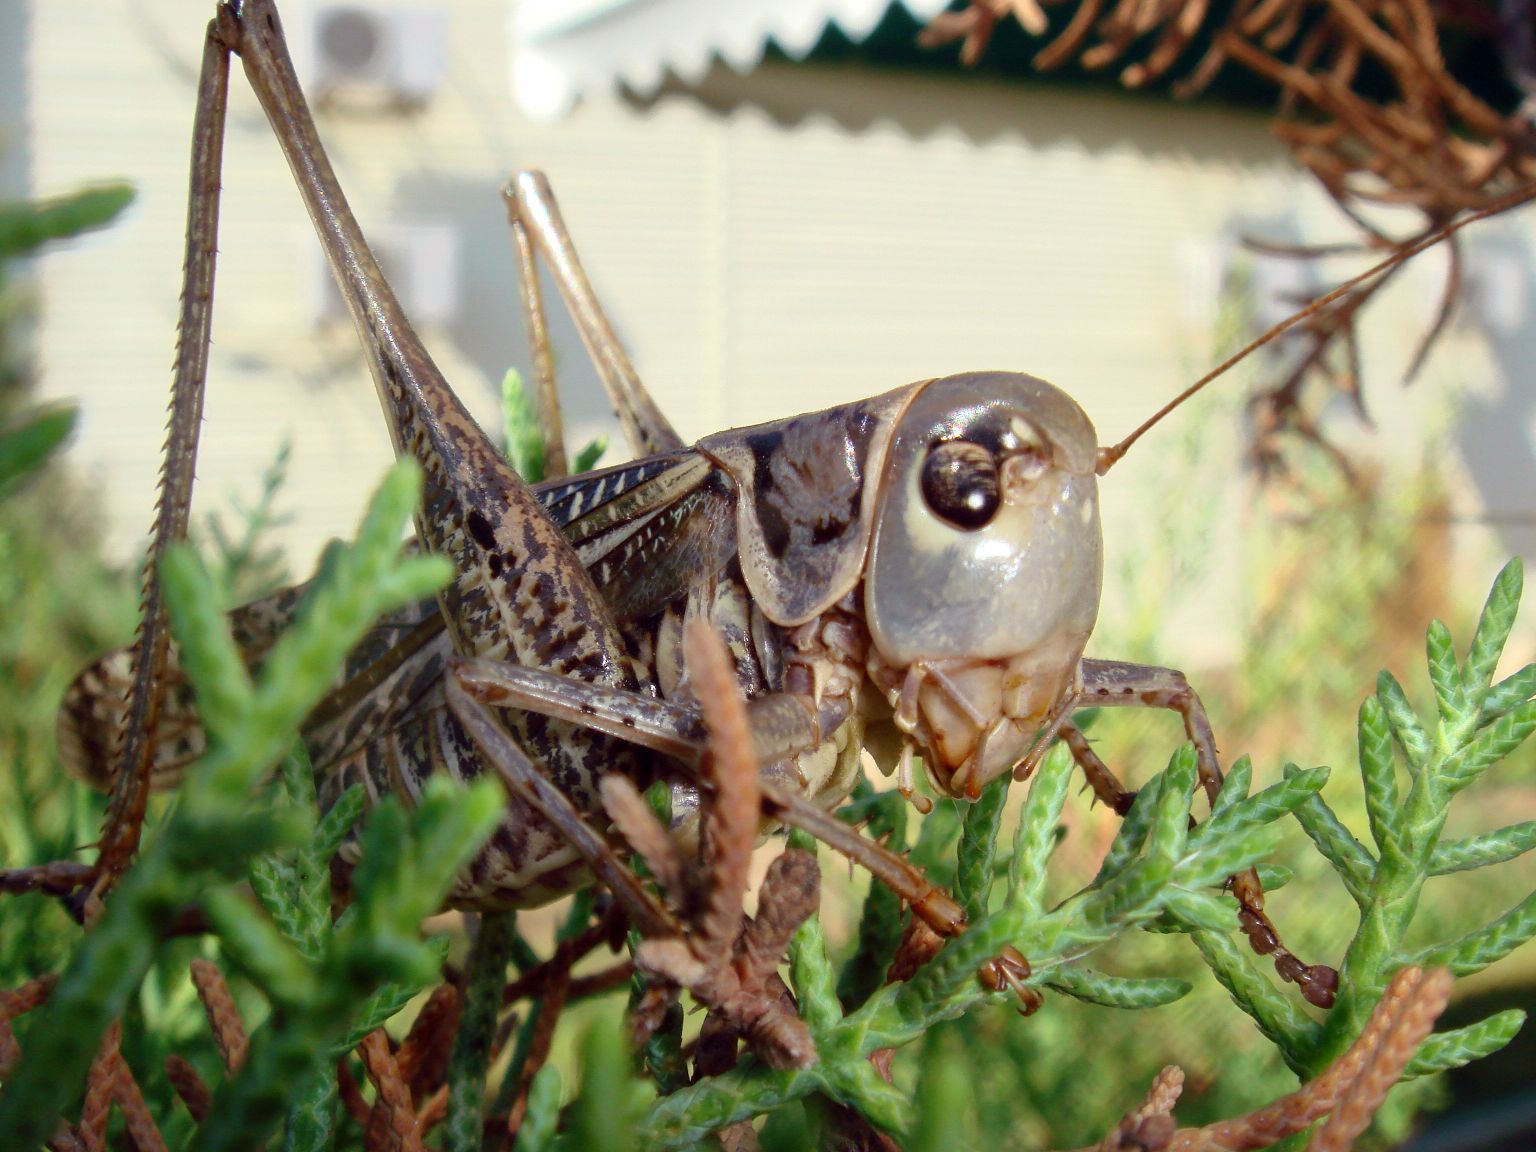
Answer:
[62, 432, 879, 907]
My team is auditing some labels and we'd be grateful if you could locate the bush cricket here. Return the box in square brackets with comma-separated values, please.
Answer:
[50, 0, 1526, 1009]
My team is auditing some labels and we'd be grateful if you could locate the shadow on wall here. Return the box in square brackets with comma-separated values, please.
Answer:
[1458, 228, 1536, 560]
[1207, 203, 1536, 565]
[631, 55, 1281, 165]
[607, 0, 1285, 160]
[389, 170, 632, 461]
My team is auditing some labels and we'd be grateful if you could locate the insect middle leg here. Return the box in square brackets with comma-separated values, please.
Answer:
[448, 656, 965, 936]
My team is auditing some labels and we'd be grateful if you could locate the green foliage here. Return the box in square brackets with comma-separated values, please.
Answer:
[3, 466, 1533, 1147]
[501, 368, 606, 484]
[0, 462, 505, 1149]
[502, 370, 549, 486]
[1303, 560, 1536, 1071]
[0, 404, 76, 497]
[444, 911, 518, 1152]
[636, 744, 1308, 1146]
[0, 184, 135, 263]
[1, 183, 135, 401]
[0, 185, 140, 1007]
[200, 440, 295, 609]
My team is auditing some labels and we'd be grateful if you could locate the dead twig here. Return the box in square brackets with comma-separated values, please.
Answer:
[1059, 964, 1454, 1152]
[922, 1, 1536, 478]
[601, 620, 823, 1076]
[503, 960, 571, 1141]
[74, 1020, 169, 1152]
[394, 982, 460, 1101]
[189, 957, 247, 1074]
[358, 1029, 430, 1152]
[165, 1053, 213, 1123]
[0, 972, 58, 1078]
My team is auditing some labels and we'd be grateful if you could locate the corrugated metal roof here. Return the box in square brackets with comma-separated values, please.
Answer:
[512, 0, 948, 119]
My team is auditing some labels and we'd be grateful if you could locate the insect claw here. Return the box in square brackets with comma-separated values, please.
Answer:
[895, 744, 933, 813]
[978, 946, 1041, 1015]
[899, 785, 934, 816]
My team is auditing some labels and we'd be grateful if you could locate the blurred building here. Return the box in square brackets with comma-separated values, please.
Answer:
[5, 0, 1530, 659]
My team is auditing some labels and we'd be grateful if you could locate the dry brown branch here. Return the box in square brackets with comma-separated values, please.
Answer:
[822, 1101, 906, 1152]
[921, 1, 1536, 478]
[105, 1044, 168, 1152]
[716, 1116, 766, 1152]
[601, 621, 822, 1074]
[1059, 965, 1454, 1152]
[359, 1029, 429, 1152]
[500, 908, 622, 1007]
[1094, 1065, 1182, 1151]
[601, 774, 688, 897]
[503, 959, 571, 1141]
[78, 1021, 120, 1152]
[395, 982, 460, 1099]
[417, 1084, 450, 1130]
[0, 972, 58, 1078]
[165, 1053, 213, 1123]
[0, 860, 96, 898]
[338, 1056, 373, 1129]
[61, 1019, 170, 1152]
[1305, 968, 1454, 1152]
[686, 619, 762, 965]
[502, 955, 632, 1009]
[189, 958, 247, 1074]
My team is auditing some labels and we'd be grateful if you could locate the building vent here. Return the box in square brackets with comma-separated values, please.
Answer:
[307, 221, 460, 326]
[307, 6, 446, 109]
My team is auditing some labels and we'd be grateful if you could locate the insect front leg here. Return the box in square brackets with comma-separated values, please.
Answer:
[1069, 657, 1339, 1008]
[1075, 658, 1221, 802]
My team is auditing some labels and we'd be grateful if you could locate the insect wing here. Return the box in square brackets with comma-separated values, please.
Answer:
[538, 450, 734, 623]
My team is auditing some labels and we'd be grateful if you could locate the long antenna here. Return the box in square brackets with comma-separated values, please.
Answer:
[1096, 180, 1536, 476]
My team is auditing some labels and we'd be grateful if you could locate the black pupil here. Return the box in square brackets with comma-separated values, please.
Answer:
[921, 441, 1000, 530]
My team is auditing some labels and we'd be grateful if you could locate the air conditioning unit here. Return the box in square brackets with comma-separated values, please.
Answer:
[306, 5, 446, 109]
[307, 221, 460, 326]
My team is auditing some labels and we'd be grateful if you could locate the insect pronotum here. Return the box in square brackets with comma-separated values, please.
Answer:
[54, 0, 1524, 1007]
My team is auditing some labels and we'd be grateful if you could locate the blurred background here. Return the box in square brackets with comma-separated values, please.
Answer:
[4, 1, 1536, 1147]
[9, 1, 1534, 597]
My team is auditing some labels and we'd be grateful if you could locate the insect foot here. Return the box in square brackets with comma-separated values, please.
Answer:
[977, 945, 1043, 1016]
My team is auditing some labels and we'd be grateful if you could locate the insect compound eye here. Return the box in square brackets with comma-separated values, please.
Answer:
[920, 439, 1001, 530]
